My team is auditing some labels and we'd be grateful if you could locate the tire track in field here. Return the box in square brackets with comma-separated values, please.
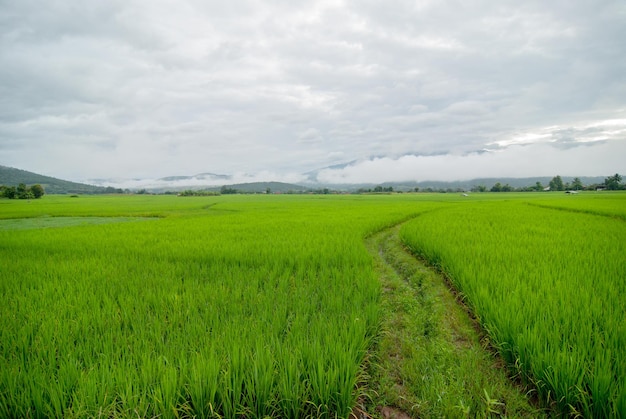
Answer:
[360, 221, 545, 418]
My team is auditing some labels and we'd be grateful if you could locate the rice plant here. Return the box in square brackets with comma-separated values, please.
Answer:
[0, 194, 430, 417]
[400, 195, 626, 417]
[2, 192, 623, 417]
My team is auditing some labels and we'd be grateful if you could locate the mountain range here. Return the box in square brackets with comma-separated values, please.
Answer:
[0, 165, 109, 194]
[0, 164, 608, 194]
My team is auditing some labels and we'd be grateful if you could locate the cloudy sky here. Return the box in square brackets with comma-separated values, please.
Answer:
[1, 0, 625, 185]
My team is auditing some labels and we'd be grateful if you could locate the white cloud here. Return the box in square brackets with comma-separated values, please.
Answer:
[316, 140, 626, 184]
[491, 119, 626, 148]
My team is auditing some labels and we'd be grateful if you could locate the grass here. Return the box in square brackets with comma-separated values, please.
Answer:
[400, 194, 626, 417]
[0, 194, 427, 418]
[0, 192, 623, 417]
[364, 223, 544, 418]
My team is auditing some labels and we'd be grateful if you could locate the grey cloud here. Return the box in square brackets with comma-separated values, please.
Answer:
[1, 0, 624, 182]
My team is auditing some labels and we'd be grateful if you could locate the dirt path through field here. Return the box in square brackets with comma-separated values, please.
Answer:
[356, 221, 544, 418]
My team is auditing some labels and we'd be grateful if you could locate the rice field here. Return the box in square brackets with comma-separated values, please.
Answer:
[1, 192, 624, 417]
[0, 195, 431, 418]
[400, 193, 626, 417]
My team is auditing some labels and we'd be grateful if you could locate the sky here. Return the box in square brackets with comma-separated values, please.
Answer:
[1, 0, 625, 185]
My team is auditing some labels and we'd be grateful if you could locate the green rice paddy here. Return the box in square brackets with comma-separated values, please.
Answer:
[0, 192, 624, 417]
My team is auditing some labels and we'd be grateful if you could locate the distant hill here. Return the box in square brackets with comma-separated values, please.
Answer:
[416, 176, 607, 191]
[1, 164, 610, 195]
[159, 172, 231, 182]
[206, 181, 310, 194]
[325, 176, 608, 192]
[0, 165, 108, 194]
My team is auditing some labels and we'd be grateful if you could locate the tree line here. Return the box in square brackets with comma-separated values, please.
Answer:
[178, 189, 220, 196]
[478, 174, 623, 193]
[0, 183, 45, 199]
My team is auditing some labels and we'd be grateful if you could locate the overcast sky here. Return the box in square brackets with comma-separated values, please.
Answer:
[1, 0, 625, 184]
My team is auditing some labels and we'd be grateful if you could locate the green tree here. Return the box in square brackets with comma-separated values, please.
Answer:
[221, 186, 238, 194]
[549, 175, 564, 191]
[572, 178, 583, 191]
[104, 186, 124, 194]
[604, 173, 622, 190]
[30, 184, 45, 198]
[490, 182, 502, 192]
[3, 186, 17, 199]
[17, 183, 28, 198]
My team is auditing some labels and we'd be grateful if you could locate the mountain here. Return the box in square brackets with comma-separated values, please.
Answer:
[0, 165, 108, 194]
[329, 176, 607, 192]
[1, 164, 609, 195]
[303, 160, 357, 183]
[86, 174, 312, 193]
[206, 182, 311, 194]
[159, 173, 231, 182]
[86, 172, 236, 192]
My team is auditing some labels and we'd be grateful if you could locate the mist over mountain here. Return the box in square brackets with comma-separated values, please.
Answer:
[1, 162, 611, 195]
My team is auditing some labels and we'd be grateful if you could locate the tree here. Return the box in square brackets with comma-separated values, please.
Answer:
[104, 186, 123, 194]
[220, 186, 238, 194]
[472, 185, 486, 192]
[604, 173, 622, 190]
[549, 175, 564, 191]
[17, 183, 28, 198]
[1, 184, 45, 199]
[2, 186, 16, 199]
[30, 184, 45, 198]
[490, 182, 502, 192]
[572, 177, 583, 191]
